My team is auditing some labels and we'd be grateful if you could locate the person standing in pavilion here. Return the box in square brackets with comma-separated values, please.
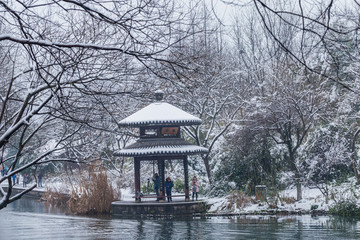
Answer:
[152, 173, 160, 200]
[192, 176, 199, 201]
[165, 177, 174, 202]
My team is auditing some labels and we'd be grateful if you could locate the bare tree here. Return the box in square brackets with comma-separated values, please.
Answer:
[221, 0, 360, 90]
[0, 0, 195, 209]
[158, 3, 244, 184]
[245, 65, 327, 200]
[302, 123, 352, 203]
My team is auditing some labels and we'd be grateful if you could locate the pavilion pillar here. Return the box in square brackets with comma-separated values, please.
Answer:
[183, 156, 190, 201]
[157, 157, 165, 201]
[134, 158, 141, 202]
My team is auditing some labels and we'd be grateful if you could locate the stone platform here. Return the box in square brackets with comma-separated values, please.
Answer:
[111, 199, 209, 217]
[1, 185, 45, 199]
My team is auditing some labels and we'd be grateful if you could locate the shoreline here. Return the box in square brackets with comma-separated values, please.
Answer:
[196, 209, 329, 218]
[1, 185, 331, 218]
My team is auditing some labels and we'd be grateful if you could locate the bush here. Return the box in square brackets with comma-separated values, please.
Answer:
[225, 190, 252, 210]
[174, 179, 184, 193]
[67, 168, 115, 215]
[141, 180, 153, 194]
[280, 195, 296, 204]
[311, 205, 319, 210]
[329, 200, 360, 217]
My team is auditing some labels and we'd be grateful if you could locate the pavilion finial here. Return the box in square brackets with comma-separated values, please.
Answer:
[154, 90, 164, 101]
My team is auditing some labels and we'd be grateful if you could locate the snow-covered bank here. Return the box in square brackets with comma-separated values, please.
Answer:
[17, 170, 360, 216]
[110, 177, 360, 216]
[206, 177, 360, 215]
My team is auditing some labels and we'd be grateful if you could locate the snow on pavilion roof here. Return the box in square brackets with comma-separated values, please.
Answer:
[118, 102, 202, 127]
[115, 145, 208, 157]
[114, 138, 208, 157]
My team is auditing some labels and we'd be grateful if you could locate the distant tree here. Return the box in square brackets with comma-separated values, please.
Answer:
[212, 125, 281, 196]
[247, 1, 360, 178]
[245, 65, 328, 200]
[225, 0, 360, 90]
[302, 123, 352, 202]
[164, 3, 243, 184]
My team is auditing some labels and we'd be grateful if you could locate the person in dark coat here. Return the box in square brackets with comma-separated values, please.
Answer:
[165, 177, 174, 202]
[152, 173, 160, 200]
[38, 172, 43, 187]
[23, 173, 27, 187]
[11, 174, 16, 186]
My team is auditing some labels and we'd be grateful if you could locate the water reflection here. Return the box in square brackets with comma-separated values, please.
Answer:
[10, 196, 67, 215]
[136, 219, 145, 239]
[328, 216, 359, 231]
[1, 198, 360, 239]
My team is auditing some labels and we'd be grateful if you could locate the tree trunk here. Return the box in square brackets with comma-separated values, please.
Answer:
[295, 171, 302, 201]
[351, 128, 360, 182]
[120, 157, 125, 174]
[351, 154, 360, 182]
[202, 155, 212, 185]
[296, 181, 302, 201]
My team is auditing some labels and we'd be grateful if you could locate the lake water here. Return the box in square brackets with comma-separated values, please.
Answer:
[1, 198, 360, 239]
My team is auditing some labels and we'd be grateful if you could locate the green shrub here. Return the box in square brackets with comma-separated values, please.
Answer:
[329, 200, 360, 217]
[208, 178, 231, 197]
[141, 181, 153, 194]
[311, 205, 319, 210]
[174, 179, 184, 193]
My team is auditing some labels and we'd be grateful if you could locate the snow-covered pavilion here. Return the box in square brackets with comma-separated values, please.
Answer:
[115, 91, 208, 202]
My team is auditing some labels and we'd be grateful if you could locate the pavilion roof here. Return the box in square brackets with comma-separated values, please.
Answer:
[118, 102, 202, 127]
[114, 138, 208, 157]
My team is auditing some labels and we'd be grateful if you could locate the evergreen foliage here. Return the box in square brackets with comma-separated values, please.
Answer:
[174, 179, 185, 193]
[329, 200, 360, 217]
[141, 181, 154, 195]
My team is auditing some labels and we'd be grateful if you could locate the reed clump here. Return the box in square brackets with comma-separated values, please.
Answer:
[225, 190, 252, 210]
[67, 168, 115, 215]
[42, 188, 70, 208]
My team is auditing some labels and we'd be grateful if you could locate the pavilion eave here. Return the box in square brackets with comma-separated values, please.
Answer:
[114, 145, 208, 157]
